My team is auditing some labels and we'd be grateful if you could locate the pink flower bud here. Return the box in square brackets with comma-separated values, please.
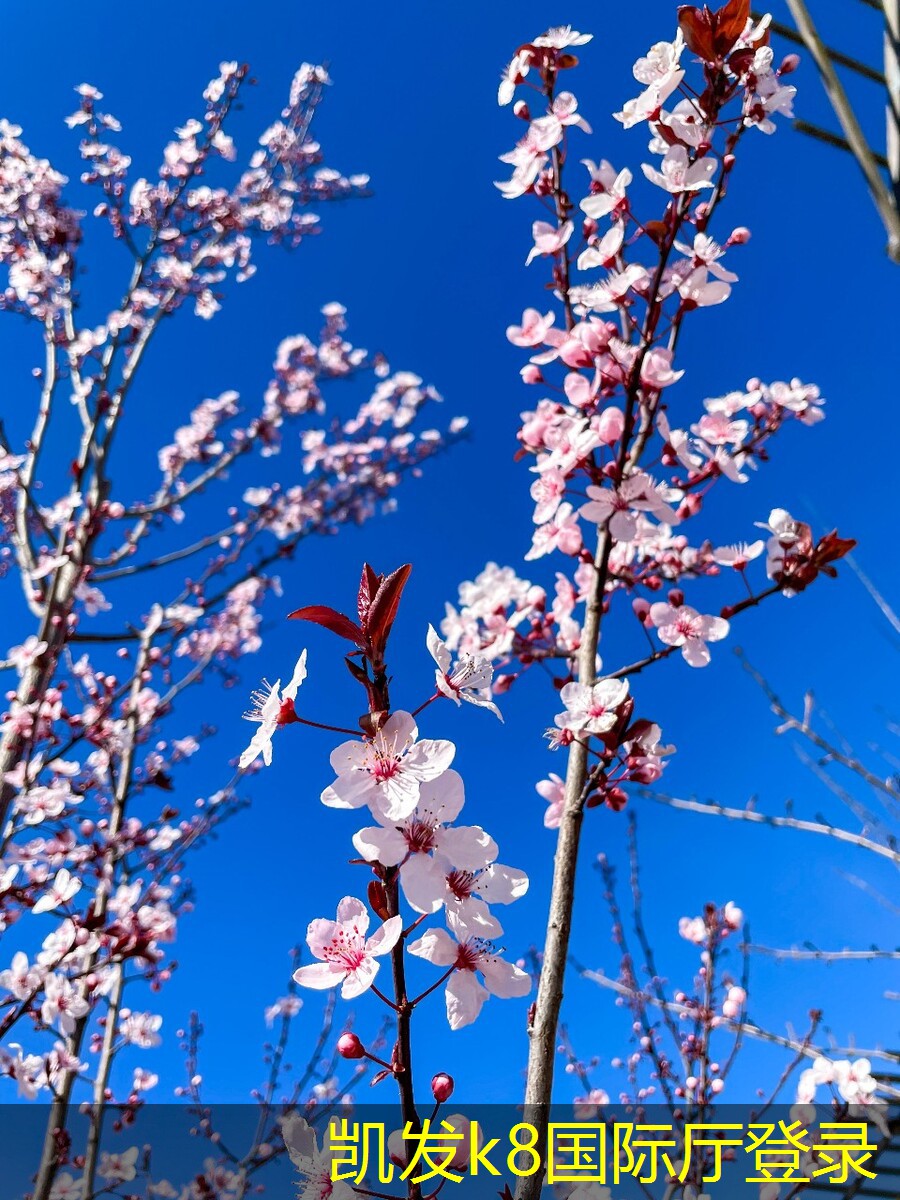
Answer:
[632, 598, 651, 625]
[513, 100, 531, 121]
[493, 671, 517, 694]
[431, 1073, 454, 1102]
[337, 1033, 365, 1059]
[779, 53, 800, 75]
[678, 494, 702, 520]
[597, 405, 625, 446]
[728, 226, 751, 245]
[710, 1078, 725, 1094]
[521, 364, 543, 384]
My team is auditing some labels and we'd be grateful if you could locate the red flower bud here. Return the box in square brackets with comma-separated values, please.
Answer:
[431, 1073, 454, 1103]
[367, 880, 390, 921]
[337, 1033, 366, 1059]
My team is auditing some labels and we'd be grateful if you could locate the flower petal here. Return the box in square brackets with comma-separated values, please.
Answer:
[480, 956, 531, 999]
[445, 970, 489, 1030]
[341, 957, 379, 999]
[408, 927, 458, 966]
[292, 962, 346, 991]
[282, 650, 308, 701]
[365, 914, 403, 958]
[400, 854, 446, 914]
[352, 825, 408, 867]
[426, 624, 451, 673]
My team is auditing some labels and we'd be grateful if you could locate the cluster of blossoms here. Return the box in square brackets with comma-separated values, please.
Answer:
[0, 52, 462, 1200]
[435, 6, 853, 835]
[562, 874, 889, 1197]
[242, 567, 530, 1032]
[435, 12, 862, 1184]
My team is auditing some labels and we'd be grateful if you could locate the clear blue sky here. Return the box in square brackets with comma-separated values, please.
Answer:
[2, 0, 897, 1106]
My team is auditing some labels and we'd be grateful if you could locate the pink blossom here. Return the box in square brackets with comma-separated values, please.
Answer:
[351, 770, 496, 871]
[649, 602, 729, 667]
[31, 868, 81, 914]
[678, 915, 707, 945]
[426, 627, 501, 719]
[536, 773, 566, 828]
[555, 677, 629, 735]
[533, 27, 593, 49]
[98, 1148, 139, 1184]
[712, 541, 764, 570]
[239, 650, 307, 769]
[525, 502, 583, 561]
[283, 1112, 356, 1200]
[507, 307, 556, 347]
[579, 162, 632, 221]
[7, 637, 48, 674]
[498, 49, 533, 107]
[640, 347, 684, 390]
[676, 265, 732, 307]
[576, 223, 625, 271]
[119, 1011, 162, 1048]
[322, 712, 455, 822]
[530, 465, 568, 524]
[401, 852, 528, 937]
[674, 232, 738, 282]
[573, 264, 648, 313]
[580, 472, 680, 542]
[292, 897, 401, 1000]
[408, 916, 530, 1030]
[642, 145, 716, 194]
[526, 220, 574, 266]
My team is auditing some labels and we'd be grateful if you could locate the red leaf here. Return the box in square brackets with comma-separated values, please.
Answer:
[367, 564, 412, 657]
[367, 879, 389, 919]
[715, 0, 750, 53]
[287, 604, 366, 647]
[357, 563, 380, 629]
[814, 531, 856, 568]
[678, 6, 716, 61]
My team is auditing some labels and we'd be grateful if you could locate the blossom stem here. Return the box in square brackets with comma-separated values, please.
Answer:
[384, 867, 423, 1200]
[294, 716, 365, 737]
[370, 984, 400, 1012]
[402, 912, 430, 939]
[364, 1050, 394, 1070]
[410, 692, 441, 718]
[409, 966, 455, 1010]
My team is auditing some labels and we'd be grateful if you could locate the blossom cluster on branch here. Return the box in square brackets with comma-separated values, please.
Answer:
[0, 54, 460, 1200]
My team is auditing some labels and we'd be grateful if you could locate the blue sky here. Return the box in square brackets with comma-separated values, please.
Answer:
[2, 0, 898, 1109]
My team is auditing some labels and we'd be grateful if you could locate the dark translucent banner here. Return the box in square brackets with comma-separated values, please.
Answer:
[0, 1104, 894, 1199]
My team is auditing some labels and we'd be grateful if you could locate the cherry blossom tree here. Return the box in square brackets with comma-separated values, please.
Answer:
[0, 57, 458, 1200]
[2, 5, 893, 1200]
[251, 5, 885, 1200]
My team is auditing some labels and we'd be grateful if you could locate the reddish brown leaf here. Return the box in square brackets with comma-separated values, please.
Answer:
[367, 563, 412, 657]
[814, 531, 857, 568]
[678, 6, 716, 61]
[367, 879, 389, 920]
[715, 0, 751, 53]
[287, 604, 366, 647]
[357, 563, 381, 628]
